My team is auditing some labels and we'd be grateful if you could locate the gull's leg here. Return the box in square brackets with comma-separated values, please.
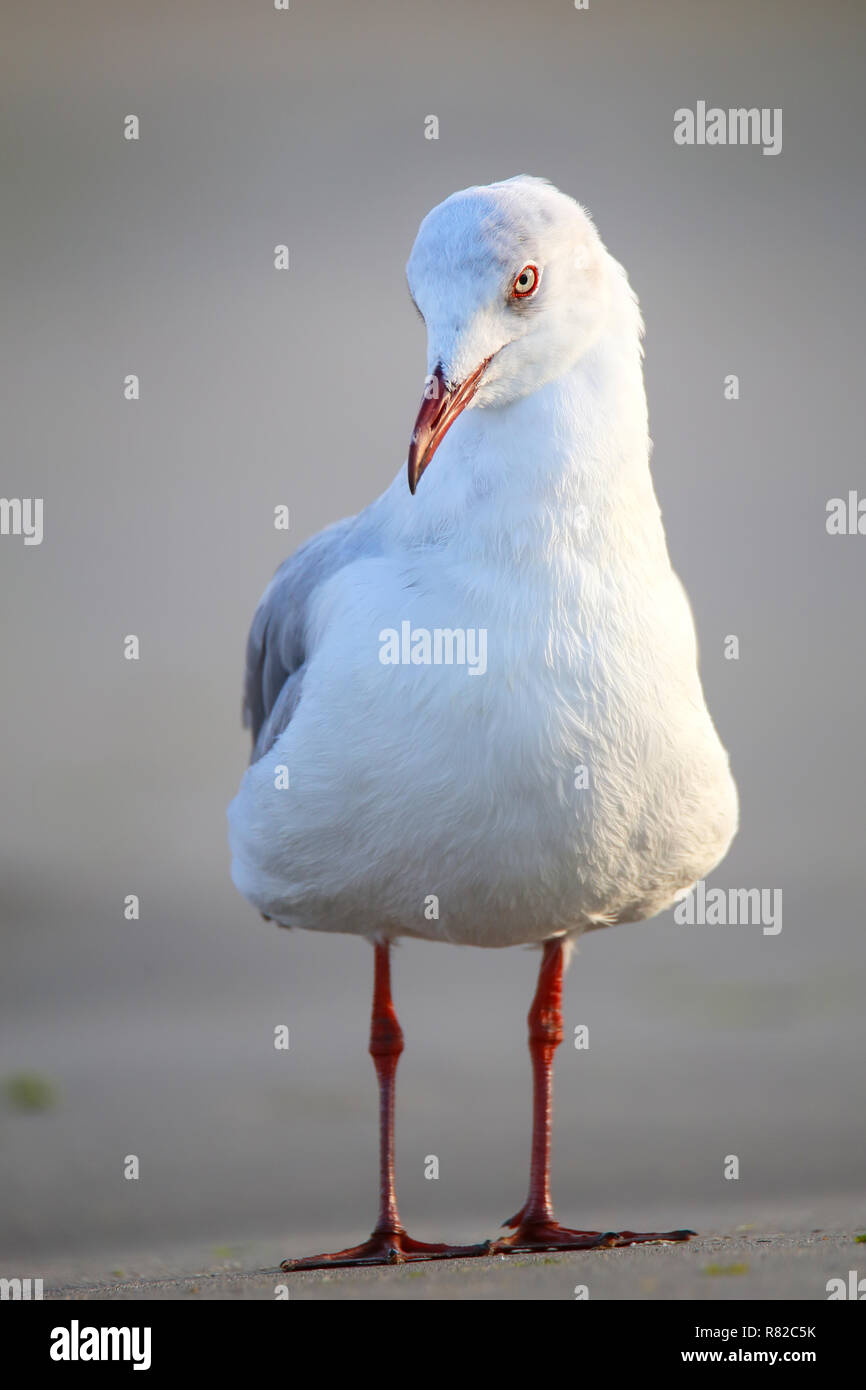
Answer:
[492, 939, 693, 1253]
[281, 939, 491, 1270]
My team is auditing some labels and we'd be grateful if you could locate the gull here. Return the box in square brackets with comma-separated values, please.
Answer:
[228, 176, 738, 1268]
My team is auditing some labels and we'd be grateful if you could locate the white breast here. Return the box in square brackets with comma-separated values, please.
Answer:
[228, 362, 738, 947]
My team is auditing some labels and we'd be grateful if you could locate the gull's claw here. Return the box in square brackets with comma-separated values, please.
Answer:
[492, 1219, 694, 1253]
[281, 1229, 493, 1271]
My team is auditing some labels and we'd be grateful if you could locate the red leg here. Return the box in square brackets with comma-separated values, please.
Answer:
[281, 940, 492, 1270]
[492, 940, 694, 1253]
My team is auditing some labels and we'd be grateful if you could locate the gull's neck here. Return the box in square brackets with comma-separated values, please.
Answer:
[392, 326, 671, 581]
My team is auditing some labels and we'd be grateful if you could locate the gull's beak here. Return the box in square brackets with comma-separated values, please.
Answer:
[407, 359, 490, 494]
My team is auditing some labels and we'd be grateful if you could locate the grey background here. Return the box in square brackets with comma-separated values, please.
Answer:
[1, 0, 864, 1269]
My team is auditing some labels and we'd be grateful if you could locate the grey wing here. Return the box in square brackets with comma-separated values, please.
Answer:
[242, 512, 380, 763]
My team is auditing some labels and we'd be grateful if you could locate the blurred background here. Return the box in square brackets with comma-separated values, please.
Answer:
[1, 0, 864, 1272]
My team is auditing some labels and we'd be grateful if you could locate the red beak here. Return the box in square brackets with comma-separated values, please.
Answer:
[407, 359, 490, 494]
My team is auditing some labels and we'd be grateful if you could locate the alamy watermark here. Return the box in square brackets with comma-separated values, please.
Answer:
[826, 1271, 866, 1299]
[1, 1276, 43, 1300]
[0, 497, 43, 545]
[379, 622, 487, 676]
[50, 1321, 151, 1370]
[674, 880, 782, 935]
[674, 103, 782, 156]
[826, 491, 866, 535]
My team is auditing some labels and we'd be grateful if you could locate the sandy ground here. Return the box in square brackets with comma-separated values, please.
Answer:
[31, 1224, 866, 1302]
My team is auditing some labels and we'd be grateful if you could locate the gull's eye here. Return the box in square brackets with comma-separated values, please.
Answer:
[511, 264, 540, 299]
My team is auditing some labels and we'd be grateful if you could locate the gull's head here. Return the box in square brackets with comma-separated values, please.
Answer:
[405, 175, 615, 492]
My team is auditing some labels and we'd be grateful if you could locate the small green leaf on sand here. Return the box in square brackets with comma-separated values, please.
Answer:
[855, 1234, 866, 1244]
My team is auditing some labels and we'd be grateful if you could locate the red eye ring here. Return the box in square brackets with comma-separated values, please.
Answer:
[512, 264, 540, 299]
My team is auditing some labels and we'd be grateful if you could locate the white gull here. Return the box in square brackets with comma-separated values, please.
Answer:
[228, 176, 738, 1267]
